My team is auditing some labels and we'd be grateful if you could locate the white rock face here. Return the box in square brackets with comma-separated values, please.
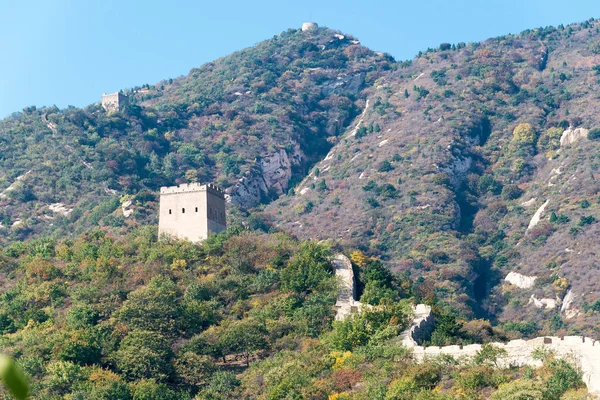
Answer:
[527, 199, 549, 230]
[560, 289, 581, 319]
[378, 139, 389, 147]
[122, 200, 133, 218]
[349, 99, 370, 137]
[521, 198, 536, 207]
[229, 148, 302, 208]
[0, 170, 32, 198]
[505, 271, 537, 289]
[529, 294, 557, 309]
[560, 127, 588, 147]
[49, 203, 72, 216]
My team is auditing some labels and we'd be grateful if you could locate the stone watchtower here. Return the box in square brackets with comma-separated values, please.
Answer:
[158, 183, 226, 242]
[101, 92, 128, 112]
[301, 22, 318, 32]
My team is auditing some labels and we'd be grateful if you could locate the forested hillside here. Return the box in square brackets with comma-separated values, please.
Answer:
[0, 27, 391, 239]
[2, 18, 600, 353]
[0, 227, 589, 398]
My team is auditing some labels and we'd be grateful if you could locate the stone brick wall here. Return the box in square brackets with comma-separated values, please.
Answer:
[158, 183, 226, 242]
[101, 92, 128, 111]
[400, 305, 600, 395]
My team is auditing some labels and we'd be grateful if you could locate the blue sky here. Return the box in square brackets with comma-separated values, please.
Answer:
[2, 0, 600, 117]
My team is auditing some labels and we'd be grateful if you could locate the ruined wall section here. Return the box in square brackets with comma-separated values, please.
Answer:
[399, 305, 600, 395]
[399, 304, 434, 348]
[334, 254, 369, 321]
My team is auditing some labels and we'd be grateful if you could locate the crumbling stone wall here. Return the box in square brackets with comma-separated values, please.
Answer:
[400, 305, 600, 395]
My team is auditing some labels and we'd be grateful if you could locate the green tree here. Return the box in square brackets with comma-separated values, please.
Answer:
[174, 352, 216, 388]
[490, 379, 543, 400]
[378, 160, 394, 172]
[543, 358, 585, 400]
[115, 330, 174, 381]
[280, 242, 333, 293]
[473, 344, 507, 368]
[131, 379, 178, 400]
[198, 371, 240, 400]
[217, 319, 268, 365]
[118, 276, 182, 334]
[512, 123, 536, 145]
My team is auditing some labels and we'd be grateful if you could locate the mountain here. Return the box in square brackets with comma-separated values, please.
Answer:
[265, 20, 600, 332]
[2, 19, 600, 336]
[0, 27, 392, 238]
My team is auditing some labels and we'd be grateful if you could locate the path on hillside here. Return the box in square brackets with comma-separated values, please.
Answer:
[333, 255, 600, 394]
[42, 113, 58, 134]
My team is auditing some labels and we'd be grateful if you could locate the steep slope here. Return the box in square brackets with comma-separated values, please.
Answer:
[266, 20, 600, 332]
[0, 27, 392, 241]
[3, 18, 600, 336]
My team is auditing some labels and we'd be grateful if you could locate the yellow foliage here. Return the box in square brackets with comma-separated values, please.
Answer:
[88, 367, 121, 382]
[538, 127, 563, 152]
[170, 259, 187, 271]
[329, 351, 362, 370]
[350, 250, 370, 268]
[553, 277, 569, 297]
[184, 169, 198, 182]
[329, 393, 351, 400]
[512, 158, 526, 172]
[512, 123, 536, 145]
[560, 388, 591, 400]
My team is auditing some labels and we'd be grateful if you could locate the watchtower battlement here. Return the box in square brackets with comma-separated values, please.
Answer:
[160, 183, 225, 197]
[101, 92, 128, 112]
[158, 183, 226, 242]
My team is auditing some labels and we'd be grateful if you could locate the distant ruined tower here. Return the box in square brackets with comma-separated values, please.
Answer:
[158, 183, 226, 242]
[101, 92, 128, 111]
[301, 22, 318, 32]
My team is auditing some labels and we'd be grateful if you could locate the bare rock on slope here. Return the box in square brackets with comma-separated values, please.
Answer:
[560, 127, 588, 147]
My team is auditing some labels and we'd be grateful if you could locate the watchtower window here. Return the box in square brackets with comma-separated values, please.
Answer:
[195, 207, 198, 212]
[182, 208, 185, 213]
[169, 209, 172, 215]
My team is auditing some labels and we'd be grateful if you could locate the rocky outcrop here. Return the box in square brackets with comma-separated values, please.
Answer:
[321, 73, 365, 97]
[49, 203, 72, 216]
[122, 200, 133, 218]
[228, 147, 303, 208]
[528, 294, 557, 309]
[527, 199, 549, 230]
[561, 289, 581, 319]
[504, 271, 537, 289]
[560, 127, 589, 147]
